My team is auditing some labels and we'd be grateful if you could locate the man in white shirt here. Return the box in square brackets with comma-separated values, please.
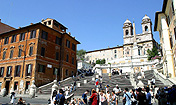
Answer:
[113, 85, 121, 100]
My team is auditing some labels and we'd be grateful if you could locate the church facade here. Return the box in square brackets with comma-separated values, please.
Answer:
[85, 15, 159, 72]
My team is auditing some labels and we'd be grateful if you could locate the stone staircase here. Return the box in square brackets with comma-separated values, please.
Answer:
[134, 70, 164, 87]
[73, 73, 134, 96]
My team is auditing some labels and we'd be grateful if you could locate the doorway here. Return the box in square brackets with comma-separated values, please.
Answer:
[5, 81, 10, 95]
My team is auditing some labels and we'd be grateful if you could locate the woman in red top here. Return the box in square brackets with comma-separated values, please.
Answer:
[89, 89, 97, 105]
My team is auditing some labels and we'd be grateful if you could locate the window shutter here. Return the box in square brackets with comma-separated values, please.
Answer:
[30, 64, 33, 76]
[10, 66, 12, 76]
[26, 64, 28, 76]
[19, 65, 21, 77]
[33, 30, 36, 38]
[15, 66, 17, 77]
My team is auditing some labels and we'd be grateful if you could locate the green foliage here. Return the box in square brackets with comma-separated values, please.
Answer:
[77, 49, 86, 61]
[96, 59, 106, 64]
[147, 46, 159, 60]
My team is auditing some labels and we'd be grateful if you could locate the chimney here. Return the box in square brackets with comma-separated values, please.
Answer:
[30, 23, 33, 25]
[18, 27, 21, 29]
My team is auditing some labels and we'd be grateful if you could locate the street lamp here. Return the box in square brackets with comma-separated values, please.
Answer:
[165, 60, 169, 78]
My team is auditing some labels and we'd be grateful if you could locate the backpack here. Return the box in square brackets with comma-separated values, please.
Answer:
[55, 95, 63, 105]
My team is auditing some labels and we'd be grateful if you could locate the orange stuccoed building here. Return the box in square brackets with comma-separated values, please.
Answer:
[0, 18, 80, 94]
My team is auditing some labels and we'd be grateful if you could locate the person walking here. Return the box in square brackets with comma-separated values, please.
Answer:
[82, 90, 89, 105]
[106, 91, 111, 105]
[136, 87, 147, 105]
[10, 91, 16, 105]
[89, 89, 97, 105]
[50, 90, 57, 105]
[146, 87, 152, 105]
[55, 89, 65, 105]
[123, 88, 132, 105]
[100, 90, 108, 105]
[73, 81, 76, 91]
[111, 91, 117, 105]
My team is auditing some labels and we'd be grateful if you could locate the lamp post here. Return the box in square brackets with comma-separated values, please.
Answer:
[165, 60, 169, 78]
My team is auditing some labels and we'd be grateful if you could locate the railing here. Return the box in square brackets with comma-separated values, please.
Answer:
[153, 69, 176, 86]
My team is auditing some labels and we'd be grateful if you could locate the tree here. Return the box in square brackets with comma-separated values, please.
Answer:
[96, 59, 106, 64]
[147, 46, 159, 60]
[77, 49, 86, 61]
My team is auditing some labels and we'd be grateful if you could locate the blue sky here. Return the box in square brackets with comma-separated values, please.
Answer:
[0, 0, 163, 51]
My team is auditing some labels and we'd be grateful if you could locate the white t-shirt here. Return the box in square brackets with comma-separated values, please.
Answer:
[106, 93, 110, 102]
[113, 87, 121, 94]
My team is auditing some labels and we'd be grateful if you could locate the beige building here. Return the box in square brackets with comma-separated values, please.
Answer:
[86, 15, 158, 67]
[154, 0, 176, 78]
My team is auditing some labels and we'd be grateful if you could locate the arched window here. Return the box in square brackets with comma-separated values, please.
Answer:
[145, 26, 148, 31]
[126, 30, 129, 35]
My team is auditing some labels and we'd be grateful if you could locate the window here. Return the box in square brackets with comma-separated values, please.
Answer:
[114, 50, 116, 53]
[6, 66, 12, 77]
[72, 43, 76, 51]
[127, 51, 129, 54]
[0, 67, 4, 77]
[38, 64, 45, 73]
[66, 69, 68, 76]
[29, 46, 33, 56]
[11, 35, 17, 43]
[4, 37, 9, 45]
[20, 33, 25, 41]
[14, 82, 18, 90]
[48, 21, 51, 25]
[18, 49, 22, 57]
[41, 31, 48, 40]
[56, 52, 59, 60]
[9, 50, 14, 59]
[30, 30, 36, 39]
[66, 40, 70, 48]
[2, 51, 6, 60]
[56, 36, 62, 45]
[72, 57, 74, 64]
[114, 54, 117, 58]
[41, 47, 45, 56]
[15, 65, 21, 77]
[26, 64, 32, 76]
[66, 54, 69, 62]
[126, 30, 129, 35]
[53, 68, 60, 76]
[138, 49, 140, 55]
[145, 26, 148, 31]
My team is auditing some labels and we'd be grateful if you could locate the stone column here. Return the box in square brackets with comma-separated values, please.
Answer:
[161, 15, 175, 77]
[30, 80, 36, 98]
